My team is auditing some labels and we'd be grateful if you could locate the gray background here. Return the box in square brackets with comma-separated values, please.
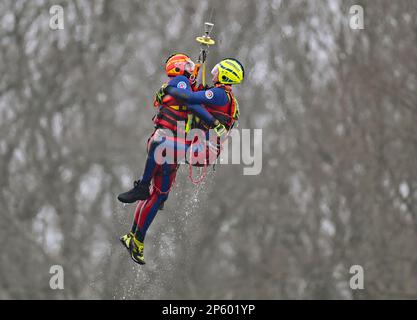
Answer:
[1, 0, 416, 299]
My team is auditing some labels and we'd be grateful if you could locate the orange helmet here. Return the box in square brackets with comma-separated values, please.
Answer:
[165, 53, 195, 77]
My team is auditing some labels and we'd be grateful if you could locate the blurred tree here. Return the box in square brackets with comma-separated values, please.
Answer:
[0, 0, 416, 299]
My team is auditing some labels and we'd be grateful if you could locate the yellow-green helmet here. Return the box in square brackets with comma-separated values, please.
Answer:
[213, 58, 244, 85]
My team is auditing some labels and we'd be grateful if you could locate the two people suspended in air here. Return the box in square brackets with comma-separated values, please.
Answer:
[117, 53, 244, 264]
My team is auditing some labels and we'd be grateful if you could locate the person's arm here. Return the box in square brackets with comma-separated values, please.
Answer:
[186, 104, 216, 125]
[186, 104, 227, 136]
[165, 86, 228, 106]
[160, 78, 227, 135]
[163, 77, 216, 124]
[167, 75, 193, 91]
[155, 76, 192, 105]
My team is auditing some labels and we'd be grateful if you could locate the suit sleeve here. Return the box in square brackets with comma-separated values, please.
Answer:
[186, 104, 216, 125]
[167, 76, 192, 91]
[165, 86, 228, 106]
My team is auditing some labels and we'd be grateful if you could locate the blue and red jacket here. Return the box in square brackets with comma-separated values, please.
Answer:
[154, 76, 224, 132]
[165, 77, 239, 130]
[153, 76, 195, 133]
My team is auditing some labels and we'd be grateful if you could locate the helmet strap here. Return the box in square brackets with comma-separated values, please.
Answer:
[183, 70, 192, 79]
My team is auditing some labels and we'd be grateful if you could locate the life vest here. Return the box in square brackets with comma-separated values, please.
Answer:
[153, 80, 198, 133]
[190, 85, 240, 167]
[194, 84, 239, 131]
[153, 99, 188, 133]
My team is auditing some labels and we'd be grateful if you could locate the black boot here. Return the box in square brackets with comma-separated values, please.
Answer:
[117, 180, 150, 203]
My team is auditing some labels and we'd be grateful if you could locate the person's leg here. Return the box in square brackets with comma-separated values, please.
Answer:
[134, 163, 178, 242]
[117, 130, 166, 203]
[130, 200, 146, 235]
[120, 142, 179, 264]
[140, 131, 163, 184]
[120, 165, 165, 265]
[119, 178, 155, 264]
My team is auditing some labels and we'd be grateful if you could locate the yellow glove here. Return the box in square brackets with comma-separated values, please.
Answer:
[213, 121, 227, 137]
[155, 83, 168, 105]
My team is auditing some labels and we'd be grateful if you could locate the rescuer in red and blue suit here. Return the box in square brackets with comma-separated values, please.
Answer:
[117, 54, 244, 265]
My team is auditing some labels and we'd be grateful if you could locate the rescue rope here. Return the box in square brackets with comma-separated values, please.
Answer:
[188, 159, 207, 185]
[187, 129, 233, 185]
[187, 140, 208, 185]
